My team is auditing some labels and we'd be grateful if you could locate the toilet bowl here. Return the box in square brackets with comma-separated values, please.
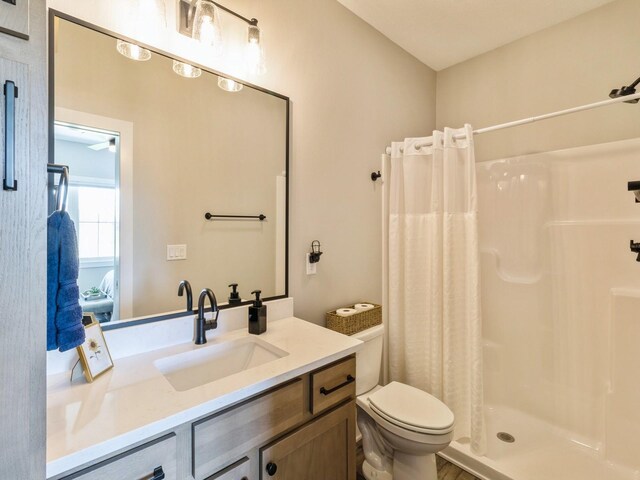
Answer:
[352, 325, 454, 480]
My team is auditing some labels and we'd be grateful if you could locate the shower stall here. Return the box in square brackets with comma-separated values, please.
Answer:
[440, 136, 640, 480]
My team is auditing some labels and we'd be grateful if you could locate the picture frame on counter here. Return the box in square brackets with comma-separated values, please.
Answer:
[76, 313, 113, 383]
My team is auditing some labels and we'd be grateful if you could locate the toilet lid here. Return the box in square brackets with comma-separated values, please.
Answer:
[368, 382, 454, 433]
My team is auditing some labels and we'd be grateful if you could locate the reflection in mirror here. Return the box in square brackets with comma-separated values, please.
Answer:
[51, 17, 289, 326]
[54, 123, 121, 322]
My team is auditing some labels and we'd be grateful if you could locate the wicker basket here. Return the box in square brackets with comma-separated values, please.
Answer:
[326, 303, 382, 336]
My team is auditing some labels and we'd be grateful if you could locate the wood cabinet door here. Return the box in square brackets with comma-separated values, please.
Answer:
[0, 15, 48, 476]
[260, 401, 356, 480]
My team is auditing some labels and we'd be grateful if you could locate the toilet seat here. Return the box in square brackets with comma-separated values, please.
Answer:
[367, 382, 454, 435]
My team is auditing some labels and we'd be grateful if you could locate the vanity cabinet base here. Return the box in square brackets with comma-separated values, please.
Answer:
[52, 355, 356, 480]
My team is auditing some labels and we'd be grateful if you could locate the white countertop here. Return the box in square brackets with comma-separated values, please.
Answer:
[46, 317, 362, 478]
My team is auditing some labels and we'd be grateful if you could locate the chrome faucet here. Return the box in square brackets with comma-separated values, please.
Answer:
[194, 288, 219, 345]
[178, 280, 193, 312]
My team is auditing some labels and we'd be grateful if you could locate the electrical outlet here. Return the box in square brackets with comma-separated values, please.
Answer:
[306, 253, 317, 275]
[167, 244, 187, 261]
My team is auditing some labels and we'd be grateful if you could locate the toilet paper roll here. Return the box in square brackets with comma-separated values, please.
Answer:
[354, 303, 375, 311]
[336, 308, 358, 317]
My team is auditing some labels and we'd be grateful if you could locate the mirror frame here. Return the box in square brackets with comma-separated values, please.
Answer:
[48, 10, 290, 331]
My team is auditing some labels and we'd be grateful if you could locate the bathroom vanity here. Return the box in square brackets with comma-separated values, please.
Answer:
[46, 314, 361, 480]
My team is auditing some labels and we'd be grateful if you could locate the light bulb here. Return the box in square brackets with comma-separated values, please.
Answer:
[192, 0, 223, 55]
[173, 60, 202, 78]
[116, 39, 151, 61]
[218, 77, 243, 92]
[245, 25, 266, 75]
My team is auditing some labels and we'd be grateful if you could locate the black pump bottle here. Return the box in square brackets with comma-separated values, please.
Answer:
[248, 290, 267, 335]
[228, 283, 241, 305]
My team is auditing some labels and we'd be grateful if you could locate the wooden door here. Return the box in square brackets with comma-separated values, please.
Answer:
[260, 401, 356, 480]
[0, 1, 48, 478]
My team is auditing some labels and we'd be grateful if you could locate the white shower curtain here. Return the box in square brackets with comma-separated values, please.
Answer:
[385, 124, 486, 454]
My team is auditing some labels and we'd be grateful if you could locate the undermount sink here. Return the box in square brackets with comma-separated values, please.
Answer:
[154, 336, 289, 392]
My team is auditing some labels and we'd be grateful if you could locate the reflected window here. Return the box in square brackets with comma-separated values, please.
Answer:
[74, 185, 116, 263]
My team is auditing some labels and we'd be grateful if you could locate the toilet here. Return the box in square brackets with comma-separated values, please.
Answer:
[353, 324, 454, 480]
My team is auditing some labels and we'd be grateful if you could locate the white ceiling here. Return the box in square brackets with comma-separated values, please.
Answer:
[54, 124, 113, 145]
[336, 0, 617, 71]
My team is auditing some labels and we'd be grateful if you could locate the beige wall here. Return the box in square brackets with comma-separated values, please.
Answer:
[49, 0, 437, 324]
[436, 0, 640, 162]
[55, 20, 286, 317]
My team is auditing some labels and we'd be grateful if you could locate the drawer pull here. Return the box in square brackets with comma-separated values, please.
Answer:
[319, 374, 355, 396]
[3, 80, 18, 191]
[142, 466, 165, 480]
[265, 462, 278, 476]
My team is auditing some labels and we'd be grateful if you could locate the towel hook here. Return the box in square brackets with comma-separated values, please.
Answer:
[57, 166, 69, 212]
[47, 163, 70, 212]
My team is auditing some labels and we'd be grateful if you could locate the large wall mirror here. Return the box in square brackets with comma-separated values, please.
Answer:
[49, 13, 289, 328]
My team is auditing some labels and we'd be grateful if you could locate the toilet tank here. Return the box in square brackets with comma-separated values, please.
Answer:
[352, 324, 384, 395]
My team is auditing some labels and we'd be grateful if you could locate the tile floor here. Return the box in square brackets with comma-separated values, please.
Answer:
[436, 456, 481, 480]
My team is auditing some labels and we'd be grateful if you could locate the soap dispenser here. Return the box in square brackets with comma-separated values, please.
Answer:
[228, 283, 241, 305]
[248, 290, 267, 335]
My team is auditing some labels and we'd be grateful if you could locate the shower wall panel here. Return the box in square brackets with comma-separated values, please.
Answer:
[477, 137, 640, 459]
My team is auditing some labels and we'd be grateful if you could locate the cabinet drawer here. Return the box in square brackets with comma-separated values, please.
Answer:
[60, 433, 177, 480]
[206, 457, 251, 480]
[193, 379, 305, 480]
[310, 356, 356, 415]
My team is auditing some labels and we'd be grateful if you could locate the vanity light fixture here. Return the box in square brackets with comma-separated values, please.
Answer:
[246, 24, 266, 75]
[217, 76, 243, 92]
[191, 0, 223, 53]
[178, 0, 266, 75]
[173, 60, 202, 78]
[116, 39, 152, 61]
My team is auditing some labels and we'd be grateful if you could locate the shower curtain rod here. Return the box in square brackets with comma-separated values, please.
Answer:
[385, 91, 640, 154]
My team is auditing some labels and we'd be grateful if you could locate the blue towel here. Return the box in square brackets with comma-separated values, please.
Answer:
[47, 211, 85, 352]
